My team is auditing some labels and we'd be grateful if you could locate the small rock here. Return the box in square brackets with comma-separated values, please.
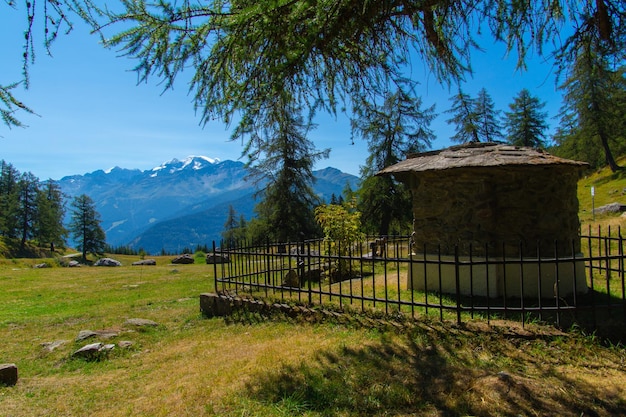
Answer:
[118, 341, 134, 348]
[76, 330, 98, 341]
[0, 363, 18, 386]
[172, 254, 194, 264]
[41, 340, 68, 352]
[94, 257, 122, 267]
[33, 263, 50, 269]
[125, 318, 158, 327]
[132, 259, 156, 266]
[72, 343, 103, 359]
[68, 260, 81, 267]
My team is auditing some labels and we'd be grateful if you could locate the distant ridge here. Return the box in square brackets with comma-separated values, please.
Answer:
[57, 156, 360, 253]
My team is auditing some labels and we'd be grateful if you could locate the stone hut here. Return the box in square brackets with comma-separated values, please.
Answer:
[378, 142, 589, 298]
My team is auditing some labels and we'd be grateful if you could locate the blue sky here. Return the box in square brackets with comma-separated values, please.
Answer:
[1, 4, 566, 180]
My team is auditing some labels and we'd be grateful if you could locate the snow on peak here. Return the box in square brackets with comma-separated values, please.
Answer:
[151, 156, 220, 175]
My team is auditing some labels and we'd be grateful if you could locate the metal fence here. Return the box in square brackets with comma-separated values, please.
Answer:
[210, 229, 626, 339]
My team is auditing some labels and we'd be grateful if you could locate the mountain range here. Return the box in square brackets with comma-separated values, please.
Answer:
[57, 156, 360, 254]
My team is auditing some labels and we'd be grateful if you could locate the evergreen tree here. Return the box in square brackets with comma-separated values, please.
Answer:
[504, 89, 549, 148]
[446, 90, 480, 143]
[352, 88, 436, 235]
[35, 180, 67, 252]
[221, 205, 239, 248]
[475, 88, 502, 142]
[17, 172, 39, 249]
[554, 40, 626, 171]
[69, 194, 106, 261]
[92, 1, 624, 161]
[0, 161, 20, 238]
[237, 91, 328, 243]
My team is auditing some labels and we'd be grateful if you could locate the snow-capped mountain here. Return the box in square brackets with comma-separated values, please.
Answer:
[57, 156, 359, 254]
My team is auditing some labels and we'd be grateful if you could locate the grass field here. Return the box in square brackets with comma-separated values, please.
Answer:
[1, 256, 626, 416]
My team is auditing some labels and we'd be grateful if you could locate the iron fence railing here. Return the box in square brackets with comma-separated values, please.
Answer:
[210, 230, 626, 339]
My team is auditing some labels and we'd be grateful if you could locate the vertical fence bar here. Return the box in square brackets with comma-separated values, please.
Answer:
[554, 240, 561, 328]
[501, 242, 508, 320]
[212, 241, 219, 292]
[396, 238, 402, 314]
[469, 243, 474, 319]
[485, 243, 491, 325]
[383, 240, 389, 315]
[437, 245, 443, 321]
[409, 238, 416, 319]
[518, 241, 525, 328]
[620, 233, 626, 325]
[536, 241, 543, 323]
[605, 234, 612, 312]
[423, 243, 429, 317]
[454, 245, 462, 325]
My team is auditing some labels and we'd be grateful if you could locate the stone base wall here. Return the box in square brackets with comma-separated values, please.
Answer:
[409, 166, 582, 257]
[408, 254, 588, 298]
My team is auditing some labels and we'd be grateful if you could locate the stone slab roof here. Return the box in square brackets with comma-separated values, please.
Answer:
[378, 142, 589, 175]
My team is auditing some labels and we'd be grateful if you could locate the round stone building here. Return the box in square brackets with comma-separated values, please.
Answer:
[378, 142, 589, 298]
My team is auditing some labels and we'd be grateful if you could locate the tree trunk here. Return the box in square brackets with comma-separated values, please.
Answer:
[599, 127, 620, 172]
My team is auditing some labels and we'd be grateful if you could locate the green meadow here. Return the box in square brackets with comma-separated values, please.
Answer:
[1, 256, 625, 416]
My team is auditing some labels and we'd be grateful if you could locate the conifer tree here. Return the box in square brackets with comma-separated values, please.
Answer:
[353, 88, 435, 235]
[446, 90, 480, 144]
[0, 161, 20, 238]
[69, 194, 106, 261]
[17, 172, 39, 249]
[554, 39, 626, 171]
[504, 89, 549, 148]
[475, 88, 502, 142]
[35, 180, 67, 252]
[237, 91, 328, 243]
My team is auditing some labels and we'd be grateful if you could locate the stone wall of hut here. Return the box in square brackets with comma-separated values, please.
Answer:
[409, 165, 582, 257]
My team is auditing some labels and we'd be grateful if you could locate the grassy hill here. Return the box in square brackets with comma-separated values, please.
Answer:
[0, 256, 625, 416]
[578, 156, 626, 230]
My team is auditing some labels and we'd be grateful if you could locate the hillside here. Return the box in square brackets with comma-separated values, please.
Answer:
[577, 155, 626, 229]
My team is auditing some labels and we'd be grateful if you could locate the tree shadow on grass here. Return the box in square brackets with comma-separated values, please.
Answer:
[244, 324, 626, 416]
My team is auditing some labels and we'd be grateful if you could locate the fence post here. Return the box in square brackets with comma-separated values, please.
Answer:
[454, 245, 462, 325]
[212, 240, 219, 293]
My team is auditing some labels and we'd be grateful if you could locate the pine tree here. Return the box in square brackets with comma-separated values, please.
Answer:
[34, 180, 67, 252]
[475, 88, 502, 142]
[0, 161, 20, 238]
[237, 91, 328, 243]
[555, 40, 626, 171]
[69, 194, 106, 261]
[221, 205, 239, 248]
[91, 1, 624, 161]
[504, 89, 549, 148]
[353, 88, 436, 235]
[446, 90, 480, 143]
[17, 172, 39, 249]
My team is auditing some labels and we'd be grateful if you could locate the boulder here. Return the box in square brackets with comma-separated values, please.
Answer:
[171, 254, 194, 264]
[594, 202, 626, 215]
[206, 253, 230, 264]
[72, 343, 103, 359]
[68, 260, 81, 267]
[132, 259, 156, 266]
[281, 269, 300, 287]
[94, 257, 122, 267]
[0, 363, 18, 386]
